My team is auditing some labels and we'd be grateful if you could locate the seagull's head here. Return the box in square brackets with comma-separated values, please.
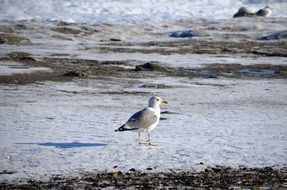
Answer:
[238, 6, 248, 13]
[148, 96, 168, 107]
[264, 6, 272, 10]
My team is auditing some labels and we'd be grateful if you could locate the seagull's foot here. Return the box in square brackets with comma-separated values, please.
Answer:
[138, 141, 157, 146]
[148, 143, 158, 146]
[147, 141, 158, 146]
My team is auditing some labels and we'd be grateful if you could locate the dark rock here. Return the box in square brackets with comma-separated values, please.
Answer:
[0, 170, 17, 174]
[212, 167, 222, 173]
[81, 26, 89, 31]
[129, 168, 136, 172]
[109, 38, 121, 42]
[135, 62, 167, 72]
[16, 24, 28, 30]
[139, 84, 172, 89]
[80, 26, 100, 33]
[0, 37, 5, 44]
[146, 167, 153, 171]
[63, 70, 89, 78]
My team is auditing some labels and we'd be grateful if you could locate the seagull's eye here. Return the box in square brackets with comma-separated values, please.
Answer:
[156, 98, 159, 101]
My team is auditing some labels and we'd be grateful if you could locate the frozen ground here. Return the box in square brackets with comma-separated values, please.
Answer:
[0, 2, 287, 184]
[0, 77, 287, 181]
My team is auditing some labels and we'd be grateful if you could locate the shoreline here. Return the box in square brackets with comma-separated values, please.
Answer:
[1, 167, 287, 189]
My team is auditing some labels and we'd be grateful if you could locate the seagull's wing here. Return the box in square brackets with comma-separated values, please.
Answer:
[256, 9, 265, 16]
[126, 108, 158, 129]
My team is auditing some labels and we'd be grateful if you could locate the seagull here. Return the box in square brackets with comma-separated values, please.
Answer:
[115, 96, 168, 145]
[255, 6, 272, 17]
[233, 6, 254, 18]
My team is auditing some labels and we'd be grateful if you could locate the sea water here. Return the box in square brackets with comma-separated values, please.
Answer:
[0, 0, 287, 23]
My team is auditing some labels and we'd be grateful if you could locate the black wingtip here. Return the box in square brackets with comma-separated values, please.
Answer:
[115, 124, 138, 132]
[115, 124, 125, 132]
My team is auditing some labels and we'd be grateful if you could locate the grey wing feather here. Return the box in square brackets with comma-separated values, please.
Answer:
[126, 108, 158, 129]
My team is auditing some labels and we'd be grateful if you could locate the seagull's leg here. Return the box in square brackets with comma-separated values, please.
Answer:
[138, 132, 146, 144]
[138, 132, 141, 144]
[147, 132, 157, 146]
[147, 132, 151, 145]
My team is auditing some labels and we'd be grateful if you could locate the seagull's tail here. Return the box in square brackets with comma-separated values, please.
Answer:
[115, 124, 137, 132]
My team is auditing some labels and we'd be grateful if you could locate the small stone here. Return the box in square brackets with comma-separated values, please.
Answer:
[129, 168, 136, 172]
[63, 70, 88, 78]
[212, 167, 222, 173]
[0, 170, 17, 174]
[139, 84, 172, 89]
[109, 38, 121, 42]
[16, 24, 28, 30]
[135, 62, 167, 72]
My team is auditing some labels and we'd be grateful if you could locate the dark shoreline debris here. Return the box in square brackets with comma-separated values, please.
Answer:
[1, 167, 286, 189]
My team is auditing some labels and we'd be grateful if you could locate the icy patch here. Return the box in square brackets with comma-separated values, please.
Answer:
[0, 61, 52, 76]
[169, 30, 199, 38]
[259, 30, 287, 40]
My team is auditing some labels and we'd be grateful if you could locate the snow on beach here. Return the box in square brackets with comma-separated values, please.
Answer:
[0, 78, 286, 181]
[0, 0, 287, 185]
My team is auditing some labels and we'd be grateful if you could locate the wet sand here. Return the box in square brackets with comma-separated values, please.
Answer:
[1, 47, 287, 85]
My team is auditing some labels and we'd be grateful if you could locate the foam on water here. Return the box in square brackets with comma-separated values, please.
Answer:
[0, 0, 287, 23]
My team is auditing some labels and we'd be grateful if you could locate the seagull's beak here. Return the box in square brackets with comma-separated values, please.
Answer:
[161, 99, 168, 104]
